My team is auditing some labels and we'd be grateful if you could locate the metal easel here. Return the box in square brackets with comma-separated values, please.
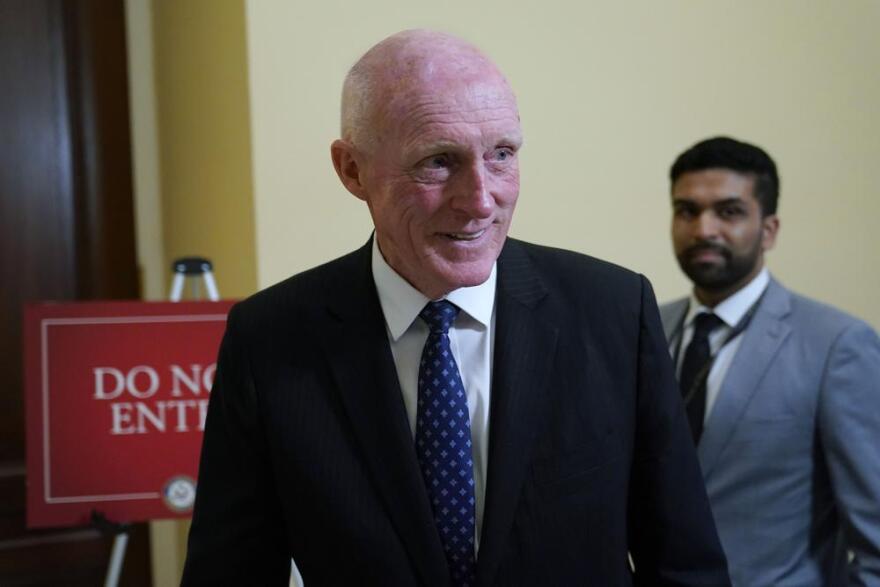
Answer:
[169, 257, 220, 302]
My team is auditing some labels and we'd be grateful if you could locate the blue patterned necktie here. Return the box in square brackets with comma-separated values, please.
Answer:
[415, 300, 477, 586]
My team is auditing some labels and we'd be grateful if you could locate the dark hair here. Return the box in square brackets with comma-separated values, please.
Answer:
[670, 136, 779, 216]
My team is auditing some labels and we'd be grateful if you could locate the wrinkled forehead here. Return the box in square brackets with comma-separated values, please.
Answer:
[379, 66, 520, 139]
[381, 77, 521, 152]
[388, 72, 517, 117]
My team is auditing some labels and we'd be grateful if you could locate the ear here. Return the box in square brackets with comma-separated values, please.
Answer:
[761, 214, 780, 251]
[331, 139, 369, 201]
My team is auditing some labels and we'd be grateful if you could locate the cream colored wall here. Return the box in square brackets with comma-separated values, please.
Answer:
[125, 0, 164, 302]
[153, 0, 257, 301]
[246, 0, 880, 328]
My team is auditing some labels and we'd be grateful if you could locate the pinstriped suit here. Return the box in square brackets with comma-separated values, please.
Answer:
[183, 238, 729, 586]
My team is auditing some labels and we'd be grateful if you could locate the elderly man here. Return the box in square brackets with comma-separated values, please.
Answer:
[182, 31, 729, 586]
[660, 136, 880, 585]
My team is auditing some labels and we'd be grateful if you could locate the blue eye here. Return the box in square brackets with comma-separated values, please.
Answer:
[492, 147, 514, 161]
[424, 154, 451, 169]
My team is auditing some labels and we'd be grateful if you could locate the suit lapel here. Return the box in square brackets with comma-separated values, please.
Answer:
[698, 279, 792, 477]
[660, 297, 689, 344]
[315, 240, 448, 586]
[476, 240, 559, 587]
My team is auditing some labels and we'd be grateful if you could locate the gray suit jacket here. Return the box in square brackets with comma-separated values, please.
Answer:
[660, 278, 880, 586]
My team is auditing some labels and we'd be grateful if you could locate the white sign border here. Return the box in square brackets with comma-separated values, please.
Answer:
[40, 314, 227, 504]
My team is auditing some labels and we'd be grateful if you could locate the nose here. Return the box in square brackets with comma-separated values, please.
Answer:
[450, 161, 493, 219]
[694, 211, 721, 240]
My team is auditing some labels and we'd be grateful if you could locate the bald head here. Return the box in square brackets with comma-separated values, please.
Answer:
[340, 30, 515, 150]
[331, 30, 522, 298]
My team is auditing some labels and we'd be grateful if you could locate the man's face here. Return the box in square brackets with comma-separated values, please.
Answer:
[671, 169, 778, 302]
[351, 77, 522, 299]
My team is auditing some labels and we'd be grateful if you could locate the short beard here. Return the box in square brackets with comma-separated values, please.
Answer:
[677, 238, 762, 293]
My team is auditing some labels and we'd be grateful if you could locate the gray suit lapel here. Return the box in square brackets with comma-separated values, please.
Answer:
[660, 297, 689, 344]
[698, 279, 793, 477]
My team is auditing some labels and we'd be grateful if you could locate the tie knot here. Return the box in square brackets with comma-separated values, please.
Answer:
[419, 300, 460, 334]
[693, 312, 723, 338]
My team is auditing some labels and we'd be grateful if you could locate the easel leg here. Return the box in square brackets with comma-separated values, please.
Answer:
[105, 530, 129, 587]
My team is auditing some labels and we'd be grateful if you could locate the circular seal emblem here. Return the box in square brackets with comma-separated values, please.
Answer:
[162, 475, 196, 512]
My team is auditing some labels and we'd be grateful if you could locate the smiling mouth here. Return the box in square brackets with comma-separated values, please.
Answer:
[443, 229, 487, 241]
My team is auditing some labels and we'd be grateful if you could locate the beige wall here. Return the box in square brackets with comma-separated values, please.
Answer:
[125, 0, 164, 302]
[246, 0, 880, 328]
[153, 0, 257, 301]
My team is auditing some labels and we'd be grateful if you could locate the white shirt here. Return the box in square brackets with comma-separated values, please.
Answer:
[371, 239, 495, 549]
[676, 268, 770, 422]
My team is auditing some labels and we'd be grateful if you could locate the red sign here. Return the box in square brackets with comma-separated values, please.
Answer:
[23, 300, 234, 528]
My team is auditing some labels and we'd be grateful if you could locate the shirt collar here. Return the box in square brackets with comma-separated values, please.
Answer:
[371, 237, 496, 341]
[686, 267, 770, 329]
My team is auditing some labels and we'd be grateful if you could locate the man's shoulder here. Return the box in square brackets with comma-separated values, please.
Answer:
[501, 238, 660, 317]
[228, 243, 368, 329]
[503, 238, 642, 287]
[775, 280, 876, 341]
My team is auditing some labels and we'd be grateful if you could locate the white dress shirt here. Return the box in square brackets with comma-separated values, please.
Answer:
[676, 268, 770, 423]
[371, 239, 495, 549]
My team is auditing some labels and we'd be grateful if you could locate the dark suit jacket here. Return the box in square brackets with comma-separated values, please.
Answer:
[182, 238, 729, 586]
